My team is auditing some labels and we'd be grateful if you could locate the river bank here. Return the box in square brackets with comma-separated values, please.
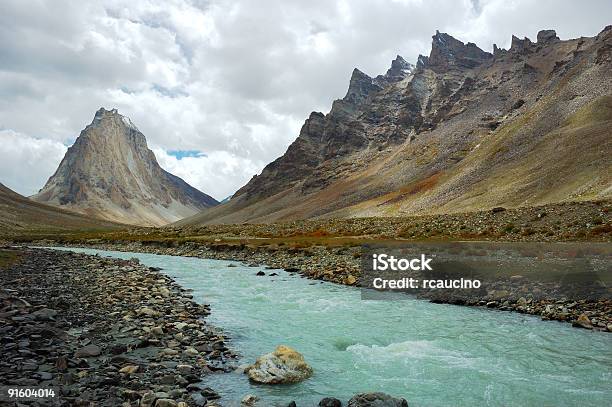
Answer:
[28, 245, 612, 406]
[0, 247, 234, 407]
[29, 240, 611, 333]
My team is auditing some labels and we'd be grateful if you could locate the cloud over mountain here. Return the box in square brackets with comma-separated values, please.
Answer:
[0, 0, 610, 199]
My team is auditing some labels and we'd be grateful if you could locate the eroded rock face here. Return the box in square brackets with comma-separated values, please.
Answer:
[32, 108, 218, 226]
[427, 30, 492, 72]
[347, 392, 409, 407]
[184, 26, 612, 226]
[245, 345, 313, 384]
[537, 29, 559, 44]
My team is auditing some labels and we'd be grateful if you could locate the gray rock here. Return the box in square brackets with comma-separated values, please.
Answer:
[75, 344, 101, 358]
[348, 392, 408, 407]
[31, 308, 58, 320]
[319, 397, 342, 407]
[320, 397, 342, 406]
[155, 399, 178, 407]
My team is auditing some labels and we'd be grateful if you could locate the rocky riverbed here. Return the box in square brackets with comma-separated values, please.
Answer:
[31, 240, 611, 334]
[0, 247, 234, 407]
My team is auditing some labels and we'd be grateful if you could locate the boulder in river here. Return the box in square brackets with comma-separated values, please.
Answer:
[573, 313, 593, 329]
[348, 392, 409, 407]
[319, 397, 342, 406]
[246, 345, 313, 384]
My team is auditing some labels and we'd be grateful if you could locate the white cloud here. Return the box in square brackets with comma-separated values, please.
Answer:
[153, 147, 262, 200]
[0, 0, 610, 197]
[0, 130, 67, 196]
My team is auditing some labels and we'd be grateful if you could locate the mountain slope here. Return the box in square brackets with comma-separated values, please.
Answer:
[0, 183, 121, 233]
[177, 27, 612, 226]
[32, 108, 218, 226]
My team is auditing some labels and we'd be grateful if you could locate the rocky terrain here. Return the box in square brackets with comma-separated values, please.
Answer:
[0, 247, 233, 406]
[0, 183, 122, 233]
[50, 238, 610, 334]
[32, 108, 218, 227]
[0, 247, 414, 407]
[180, 27, 612, 225]
[21, 200, 610, 333]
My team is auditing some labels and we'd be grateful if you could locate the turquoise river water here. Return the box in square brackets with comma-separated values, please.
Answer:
[52, 247, 611, 407]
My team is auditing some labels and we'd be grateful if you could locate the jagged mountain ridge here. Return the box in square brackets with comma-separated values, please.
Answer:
[178, 26, 612, 226]
[33, 108, 218, 226]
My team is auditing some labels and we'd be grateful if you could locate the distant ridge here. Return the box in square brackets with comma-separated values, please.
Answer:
[0, 182, 121, 233]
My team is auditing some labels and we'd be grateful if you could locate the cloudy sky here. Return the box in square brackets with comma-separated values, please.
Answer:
[0, 0, 610, 200]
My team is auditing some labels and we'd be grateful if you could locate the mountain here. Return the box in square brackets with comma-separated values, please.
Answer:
[32, 108, 218, 226]
[0, 183, 121, 233]
[178, 27, 612, 226]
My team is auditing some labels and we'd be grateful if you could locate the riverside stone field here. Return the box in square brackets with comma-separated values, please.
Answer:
[0, 247, 233, 407]
[14, 200, 610, 334]
[35, 238, 611, 334]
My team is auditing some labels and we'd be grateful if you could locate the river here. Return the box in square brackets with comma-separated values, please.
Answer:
[50, 247, 611, 407]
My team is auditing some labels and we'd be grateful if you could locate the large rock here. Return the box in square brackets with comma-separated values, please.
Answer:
[245, 345, 313, 384]
[348, 393, 408, 407]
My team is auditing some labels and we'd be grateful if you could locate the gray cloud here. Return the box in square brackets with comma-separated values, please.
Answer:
[0, 0, 610, 200]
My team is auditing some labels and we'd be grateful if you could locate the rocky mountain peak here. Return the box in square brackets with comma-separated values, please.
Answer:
[537, 29, 559, 44]
[343, 68, 382, 105]
[90, 107, 139, 132]
[428, 30, 492, 72]
[32, 108, 218, 226]
[510, 35, 533, 53]
[376, 55, 414, 84]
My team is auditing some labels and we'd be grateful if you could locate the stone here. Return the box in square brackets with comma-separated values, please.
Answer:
[348, 393, 408, 407]
[241, 394, 258, 405]
[246, 345, 313, 384]
[162, 348, 179, 356]
[74, 344, 101, 358]
[55, 356, 68, 372]
[174, 322, 188, 330]
[31, 308, 58, 320]
[119, 365, 139, 374]
[345, 275, 357, 285]
[201, 388, 220, 400]
[319, 398, 342, 407]
[137, 307, 161, 317]
[140, 392, 156, 407]
[159, 374, 176, 385]
[256, 271, 266, 276]
[34, 372, 53, 381]
[176, 364, 193, 375]
[155, 399, 178, 407]
[189, 393, 207, 407]
[573, 313, 593, 329]
[151, 326, 164, 336]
